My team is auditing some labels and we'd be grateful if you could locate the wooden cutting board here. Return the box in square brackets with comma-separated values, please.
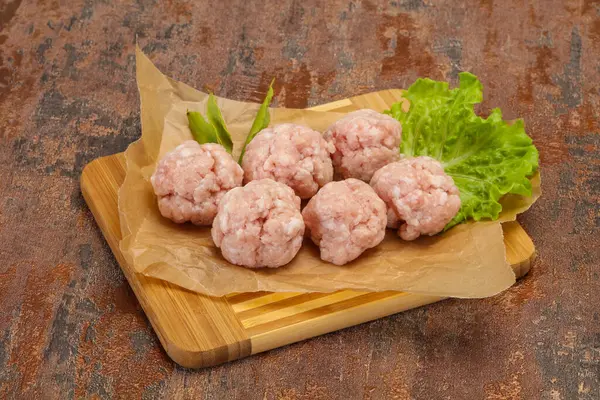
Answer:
[80, 90, 536, 368]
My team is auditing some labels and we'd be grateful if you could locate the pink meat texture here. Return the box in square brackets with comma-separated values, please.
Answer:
[302, 179, 387, 266]
[211, 179, 305, 268]
[242, 123, 335, 198]
[151, 141, 244, 225]
[324, 109, 402, 182]
[370, 156, 461, 241]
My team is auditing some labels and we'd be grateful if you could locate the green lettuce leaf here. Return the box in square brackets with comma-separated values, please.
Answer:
[239, 79, 275, 163]
[385, 72, 539, 229]
[206, 93, 234, 153]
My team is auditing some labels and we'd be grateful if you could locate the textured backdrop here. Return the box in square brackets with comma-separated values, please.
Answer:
[0, 0, 599, 399]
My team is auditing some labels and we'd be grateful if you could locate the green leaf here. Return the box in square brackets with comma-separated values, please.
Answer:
[187, 110, 219, 145]
[385, 72, 539, 229]
[206, 93, 234, 153]
[239, 78, 275, 163]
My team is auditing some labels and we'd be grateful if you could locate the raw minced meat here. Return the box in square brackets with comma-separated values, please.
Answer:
[370, 156, 461, 241]
[324, 109, 402, 182]
[211, 179, 304, 268]
[302, 178, 387, 265]
[242, 123, 335, 199]
[151, 141, 243, 225]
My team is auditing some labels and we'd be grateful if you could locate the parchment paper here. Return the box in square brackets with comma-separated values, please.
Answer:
[118, 47, 541, 298]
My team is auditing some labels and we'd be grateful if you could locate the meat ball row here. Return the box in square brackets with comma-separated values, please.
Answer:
[150, 122, 334, 229]
[152, 110, 400, 227]
[301, 158, 461, 265]
[242, 110, 402, 197]
[151, 111, 461, 268]
[210, 177, 388, 267]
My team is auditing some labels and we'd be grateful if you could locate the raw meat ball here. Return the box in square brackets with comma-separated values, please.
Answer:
[324, 109, 402, 182]
[211, 179, 304, 268]
[370, 156, 461, 241]
[302, 179, 387, 266]
[151, 141, 243, 225]
[242, 123, 335, 198]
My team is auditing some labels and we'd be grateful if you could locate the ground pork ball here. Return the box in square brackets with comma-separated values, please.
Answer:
[151, 141, 243, 225]
[370, 156, 461, 241]
[324, 109, 402, 182]
[302, 179, 387, 265]
[242, 123, 335, 199]
[211, 179, 305, 268]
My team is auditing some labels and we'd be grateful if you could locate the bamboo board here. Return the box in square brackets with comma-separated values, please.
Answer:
[80, 90, 536, 368]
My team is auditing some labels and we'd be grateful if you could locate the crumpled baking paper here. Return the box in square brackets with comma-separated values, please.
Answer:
[118, 47, 540, 298]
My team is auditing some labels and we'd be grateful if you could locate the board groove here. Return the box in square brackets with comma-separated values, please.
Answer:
[244, 292, 407, 336]
[80, 90, 536, 368]
[239, 291, 367, 328]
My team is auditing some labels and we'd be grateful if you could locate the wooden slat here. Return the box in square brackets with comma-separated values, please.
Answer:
[238, 291, 365, 328]
[80, 90, 537, 368]
[348, 89, 405, 112]
[226, 291, 278, 305]
[308, 97, 353, 112]
[230, 292, 304, 313]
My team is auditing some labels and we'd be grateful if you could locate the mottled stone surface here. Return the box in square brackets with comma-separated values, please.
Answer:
[0, 0, 599, 398]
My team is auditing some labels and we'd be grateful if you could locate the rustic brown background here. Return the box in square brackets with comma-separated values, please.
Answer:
[1, 0, 599, 398]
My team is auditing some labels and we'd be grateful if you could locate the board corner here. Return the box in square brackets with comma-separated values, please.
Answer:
[162, 331, 252, 369]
